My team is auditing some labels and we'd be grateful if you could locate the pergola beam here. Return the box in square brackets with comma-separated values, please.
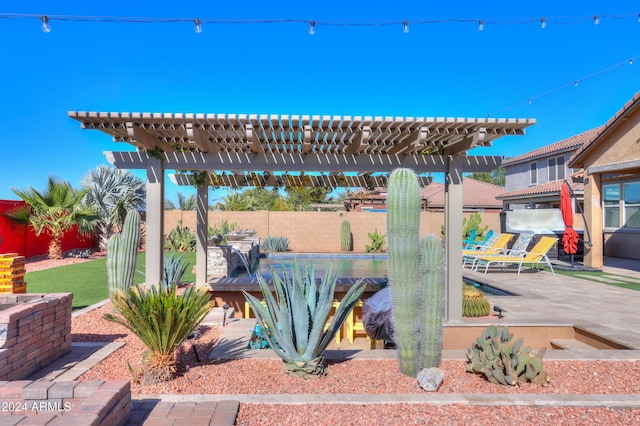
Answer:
[106, 150, 502, 174]
[126, 122, 176, 152]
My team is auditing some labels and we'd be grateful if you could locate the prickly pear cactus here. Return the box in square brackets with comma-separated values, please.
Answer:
[466, 325, 551, 386]
[340, 220, 352, 252]
[106, 210, 141, 294]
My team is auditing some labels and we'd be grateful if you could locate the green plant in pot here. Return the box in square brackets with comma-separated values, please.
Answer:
[243, 260, 366, 378]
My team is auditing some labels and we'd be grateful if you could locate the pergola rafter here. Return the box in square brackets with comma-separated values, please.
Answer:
[69, 110, 535, 323]
[169, 171, 433, 189]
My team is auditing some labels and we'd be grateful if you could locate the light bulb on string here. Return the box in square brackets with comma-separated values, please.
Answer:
[630, 58, 634, 65]
[308, 21, 316, 35]
[574, 81, 579, 87]
[194, 19, 202, 34]
[478, 19, 484, 31]
[528, 98, 532, 105]
[593, 15, 600, 25]
[540, 18, 546, 29]
[403, 20, 409, 34]
[41, 16, 50, 33]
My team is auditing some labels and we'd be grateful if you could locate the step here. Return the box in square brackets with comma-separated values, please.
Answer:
[550, 338, 597, 350]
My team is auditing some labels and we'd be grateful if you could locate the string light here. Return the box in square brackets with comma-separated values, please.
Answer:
[540, 18, 546, 29]
[194, 19, 202, 33]
[2, 11, 640, 32]
[487, 55, 640, 117]
[40, 15, 50, 33]
[403, 20, 409, 34]
[308, 20, 315, 35]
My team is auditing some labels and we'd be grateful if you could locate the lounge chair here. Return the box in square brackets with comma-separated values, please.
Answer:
[473, 236, 557, 276]
[462, 233, 513, 268]
[462, 229, 477, 247]
[464, 229, 494, 249]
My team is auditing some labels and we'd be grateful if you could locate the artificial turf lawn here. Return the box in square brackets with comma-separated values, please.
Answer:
[540, 266, 640, 291]
[25, 252, 196, 310]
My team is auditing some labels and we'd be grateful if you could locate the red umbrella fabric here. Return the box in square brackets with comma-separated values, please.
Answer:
[560, 182, 579, 255]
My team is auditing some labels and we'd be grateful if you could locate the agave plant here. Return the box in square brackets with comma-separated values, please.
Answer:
[243, 260, 366, 377]
[104, 283, 211, 384]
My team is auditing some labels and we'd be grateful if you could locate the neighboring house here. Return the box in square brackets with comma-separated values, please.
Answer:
[344, 178, 505, 213]
[569, 91, 640, 267]
[498, 128, 602, 210]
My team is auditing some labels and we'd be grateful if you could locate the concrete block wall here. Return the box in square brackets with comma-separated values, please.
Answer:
[0, 293, 72, 381]
[165, 210, 502, 253]
[0, 379, 131, 425]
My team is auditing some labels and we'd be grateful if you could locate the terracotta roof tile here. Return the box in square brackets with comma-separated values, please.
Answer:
[422, 179, 505, 208]
[497, 179, 583, 201]
[347, 178, 505, 208]
[569, 90, 640, 166]
[502, 127, 602, 166]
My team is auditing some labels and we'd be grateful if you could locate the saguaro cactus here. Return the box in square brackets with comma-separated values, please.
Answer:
[340, 220, 352, 252]
[418, 234, 445, 369]
[387, 168, 421, 376]
[106, 210, 141, 294]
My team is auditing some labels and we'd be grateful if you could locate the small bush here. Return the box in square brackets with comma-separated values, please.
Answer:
[262, 236, 290, 253]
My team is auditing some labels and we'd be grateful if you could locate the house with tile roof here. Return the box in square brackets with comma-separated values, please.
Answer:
[569, 90, 640, 267]
[497, 127, 602, 210]
[344, 178, 505, 213]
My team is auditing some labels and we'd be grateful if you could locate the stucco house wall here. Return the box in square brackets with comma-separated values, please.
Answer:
[569, 92, 640, 267]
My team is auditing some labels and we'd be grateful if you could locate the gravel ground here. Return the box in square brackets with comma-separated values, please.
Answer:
[71, 302, 640, 425]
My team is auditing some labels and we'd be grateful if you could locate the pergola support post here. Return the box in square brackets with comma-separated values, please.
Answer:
[445, 156, 464, 323]
[195, 184, 209, 288]
[145, 156, 164, 287]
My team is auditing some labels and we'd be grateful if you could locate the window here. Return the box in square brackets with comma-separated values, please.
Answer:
[548, 156, 565, 181]
[602, 180, 640, 229]
[530, 163, 537, 185]
[624, 182, 640, 228]
[603, 184, 620, 228]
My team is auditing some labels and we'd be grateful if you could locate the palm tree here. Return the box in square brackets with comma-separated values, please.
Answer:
[80, 165, 146, 251]
[219, 191, 256, 211]
[6, 177, 98, 259]
[165, 192, 197, 211]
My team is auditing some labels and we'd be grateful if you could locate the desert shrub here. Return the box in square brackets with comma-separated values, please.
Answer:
[262, 236, 290, 253]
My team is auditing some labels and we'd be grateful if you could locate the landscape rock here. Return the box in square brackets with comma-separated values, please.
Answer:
[417, 367, 445, 392]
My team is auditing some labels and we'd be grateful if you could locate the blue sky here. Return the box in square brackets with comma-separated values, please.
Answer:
[1, 1, 639, 205]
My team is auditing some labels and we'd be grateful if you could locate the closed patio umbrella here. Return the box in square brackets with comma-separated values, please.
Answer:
[560, 182, 579, 265]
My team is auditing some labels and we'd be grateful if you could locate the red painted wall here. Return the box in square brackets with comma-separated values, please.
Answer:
[0, 200, 94, 257]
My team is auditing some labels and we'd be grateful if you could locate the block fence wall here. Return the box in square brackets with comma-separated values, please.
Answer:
[0, 293, 72, 381]
[165, 210, 503, 253]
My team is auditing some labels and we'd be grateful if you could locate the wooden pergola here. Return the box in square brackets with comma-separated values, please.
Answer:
[69, 111, 535, 323]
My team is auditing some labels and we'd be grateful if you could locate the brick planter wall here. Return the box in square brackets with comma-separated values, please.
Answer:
[0, 293, 73, 380]
[0, 379, 131, 425]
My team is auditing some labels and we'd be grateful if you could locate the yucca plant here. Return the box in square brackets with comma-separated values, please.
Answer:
[162, 253, 190, 290]
[104, 284, 211, 384]
[243, 260, 366, 377]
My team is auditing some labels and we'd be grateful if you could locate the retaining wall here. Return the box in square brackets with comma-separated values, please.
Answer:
[0, 293, 73, 381]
